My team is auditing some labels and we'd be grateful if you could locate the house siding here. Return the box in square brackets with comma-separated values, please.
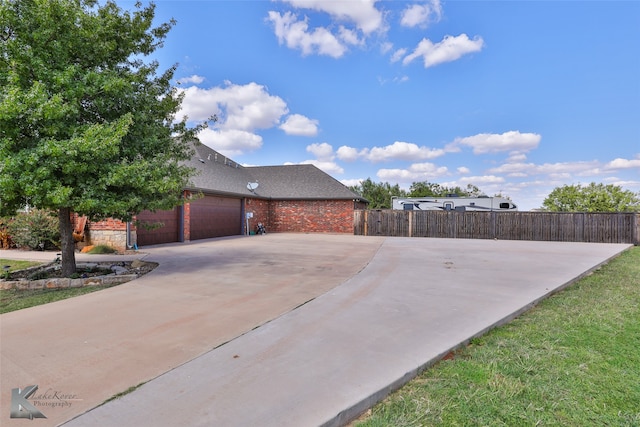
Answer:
[85, 218, 129, 251]
[245, 198, 270, 234]
[78, 197, 361, 250]
[269, 200, 355, 234]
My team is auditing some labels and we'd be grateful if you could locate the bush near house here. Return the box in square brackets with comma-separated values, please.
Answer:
[6, 209, 60, 250]
[0, 218, 13, 249]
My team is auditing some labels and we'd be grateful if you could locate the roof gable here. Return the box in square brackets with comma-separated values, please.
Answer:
[185, 143, 366, 202]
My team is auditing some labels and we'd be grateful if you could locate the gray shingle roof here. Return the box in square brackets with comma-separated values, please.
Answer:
[185, 143, 366, 202]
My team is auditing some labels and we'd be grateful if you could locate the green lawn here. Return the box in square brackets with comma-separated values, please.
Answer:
[0, 259, 42, 274]
[355, 246, 640, 427]
[0, 258, 116, 314]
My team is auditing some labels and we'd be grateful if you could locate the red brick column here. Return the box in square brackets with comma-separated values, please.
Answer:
[183, 190, 192, 241]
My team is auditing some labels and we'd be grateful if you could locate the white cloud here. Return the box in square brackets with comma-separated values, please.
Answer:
[400, 0, 442, 28]
[487, 160, 601, 178]
[176, 81, 314, 156]
[340, 178, 366, 188]
[198, 128, 263, 157]
[279, 114, 319, 136]
[390, 48, 407, 63]
[367, 141, 446, 162]
[306, 142, 334, 161]
[267, 11, 348, 58]
[338, 26, 365, 46]
[289, 142, 344, 175]
[403, 34, 484, 68]
[457, 166, 471, 174]
[302, 160, 344, 175]
[458, 175, 505, 185]
[177, 81, 288, 131]
[267, 1, 385, 58]
[377, 162, 448, 181]
[286, 159, 344, 175]
[377, 74, 410, 85]
[604, 156, 640, 170]
[281, 0, 384, 34]
[380, 41, 393, 54]
[507, 152, 528, 163]
[337, 141, 446, 163]
[177, 75, 205, 85]
[453, 131, 541, 154]
[336, 145, 361, 162]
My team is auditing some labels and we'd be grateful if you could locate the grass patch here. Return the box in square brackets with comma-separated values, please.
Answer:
[354, 246, 640, 427]
[0, 259, 42, 277]
[101, 381, 147, 406]
[0, 282, 125, 314]
[87, 244, 117, 254]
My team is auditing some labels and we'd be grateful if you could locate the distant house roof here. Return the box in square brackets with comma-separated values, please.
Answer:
[185, 143, 366, 202]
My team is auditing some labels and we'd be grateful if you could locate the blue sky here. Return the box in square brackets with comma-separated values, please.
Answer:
[131, 0, 638, 210]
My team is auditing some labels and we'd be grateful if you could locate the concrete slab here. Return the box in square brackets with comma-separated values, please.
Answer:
[0, 234, 383, 426]
[0, 249, 148, 263]
[53, 237, 630, 427]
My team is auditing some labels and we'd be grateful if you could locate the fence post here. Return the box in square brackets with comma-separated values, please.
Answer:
[408, 210, 413, 237]
[490, 212, 496, 239]
[364, 210, 368, 236]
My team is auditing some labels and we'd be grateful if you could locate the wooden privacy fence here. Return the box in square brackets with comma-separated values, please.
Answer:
[353, 210, 640, 244]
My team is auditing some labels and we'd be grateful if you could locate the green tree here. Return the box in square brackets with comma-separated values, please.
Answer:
[349, 178, 406, 209]
[408, 181, 485, 197]
[0, 0, 204, 275]
[542, 183, 640, 212]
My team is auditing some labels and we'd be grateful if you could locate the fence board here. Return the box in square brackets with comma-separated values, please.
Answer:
[354, 211, 639, 245]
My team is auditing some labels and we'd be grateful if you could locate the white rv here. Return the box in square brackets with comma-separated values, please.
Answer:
[392, 196, 517, 211]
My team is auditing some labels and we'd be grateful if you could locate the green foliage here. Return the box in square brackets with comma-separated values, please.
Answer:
[0, 284, 121, 314]
[349, 179, 504, 209]
[87, 244, 116, 254]
[0, 259, 42, 272]
[349, 178, 407, 209]
[0, 0, 203, 220]
[542, 183, 640, 212]
[6, 209, 60, 250]
[0, 0, 207, 274]
[408, 181, 485, 197]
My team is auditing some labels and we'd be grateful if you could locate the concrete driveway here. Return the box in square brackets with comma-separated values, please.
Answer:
[0, 235, 630, 426]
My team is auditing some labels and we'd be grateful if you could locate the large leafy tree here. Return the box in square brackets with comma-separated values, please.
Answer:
[0, 0, 203, 275]
[542, 183, 640, 212]
[408, 181, 484, 197]
[349, 178, 407, 209]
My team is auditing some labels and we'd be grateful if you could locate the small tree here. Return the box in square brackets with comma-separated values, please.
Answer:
[542, 183, 640, 212]
[349, 178, 406, 209]
[1, 1, 205, 275]
[408, 181, 486, 197]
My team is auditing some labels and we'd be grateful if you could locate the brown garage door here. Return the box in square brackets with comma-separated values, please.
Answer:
[136, 208, 180, 246]
[190, 195, 241, 239]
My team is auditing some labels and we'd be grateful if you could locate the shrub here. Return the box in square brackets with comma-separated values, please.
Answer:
[7, 209, 60, 250]
[87, 245, 117, 254]
[0, 218, 14, 249]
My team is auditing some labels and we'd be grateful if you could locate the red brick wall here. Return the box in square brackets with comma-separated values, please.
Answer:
[245, 198, 270, 233]
[88, 218, 127, 231]
[85, 199, 362, 241]
[269, 200, 355, 233]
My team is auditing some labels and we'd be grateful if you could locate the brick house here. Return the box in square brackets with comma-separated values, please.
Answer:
[84, 143, 367, 250]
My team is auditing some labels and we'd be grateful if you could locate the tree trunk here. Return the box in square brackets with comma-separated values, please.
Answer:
[58, 207, 76, 276]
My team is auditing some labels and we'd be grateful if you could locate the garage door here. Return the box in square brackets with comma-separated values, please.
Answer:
[136, 208, 180, 246]
[190, 195, 242, 239]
